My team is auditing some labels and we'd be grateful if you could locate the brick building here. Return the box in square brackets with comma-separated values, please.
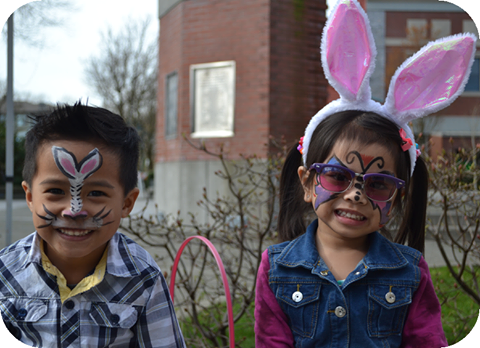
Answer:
[155, 0, 327, 219]
[367, 0, 480, 157]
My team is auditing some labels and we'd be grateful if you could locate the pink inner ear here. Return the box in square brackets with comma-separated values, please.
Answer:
[326, 2, 371, 97]
[61, 158, 76, 176]
[81, 158, 98, 174]
[394, 38, 474, 112]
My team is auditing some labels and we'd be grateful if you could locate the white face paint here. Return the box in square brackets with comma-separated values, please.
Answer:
[51, 146, 103, 215]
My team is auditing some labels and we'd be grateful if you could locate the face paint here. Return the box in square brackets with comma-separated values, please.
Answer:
[375, 200, 393, 227]
[313, 157, 341, 210]
[35, 205, 112, 230]
[52, 146, 103, 215]
[339, 151, 395, 226]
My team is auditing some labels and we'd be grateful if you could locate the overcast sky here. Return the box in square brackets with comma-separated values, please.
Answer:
[0, 0, 158, 106]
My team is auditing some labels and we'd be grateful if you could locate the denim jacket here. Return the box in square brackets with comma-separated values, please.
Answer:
[267, 220, 423, 348]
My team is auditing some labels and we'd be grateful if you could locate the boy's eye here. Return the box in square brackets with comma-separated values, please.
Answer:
[88, 191, 106, 197]
[47, 188, 65, 195]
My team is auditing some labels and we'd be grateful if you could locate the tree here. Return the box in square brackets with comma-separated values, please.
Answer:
[121, 137, 286, 347]
[84, 18, 157, 176]
[1, 0, 74, 47]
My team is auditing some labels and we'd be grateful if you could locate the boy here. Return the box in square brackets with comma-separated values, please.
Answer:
[0, 103, 185, 347]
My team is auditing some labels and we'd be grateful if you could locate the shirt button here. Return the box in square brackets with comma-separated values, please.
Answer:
[110, 314, 120, 325]
[320, 270, 328, 276]
[292, 291, 303, 302]
[385, 292, 396, 304]
[17, 308, 27, 320]
[355, 271, 361, 276]
[335, 306, 346, 318]
[65, 300, 75, 310]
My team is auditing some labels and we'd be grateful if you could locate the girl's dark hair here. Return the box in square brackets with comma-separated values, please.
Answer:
[278, 110, 428, 253]
[22, 102, 140, 196]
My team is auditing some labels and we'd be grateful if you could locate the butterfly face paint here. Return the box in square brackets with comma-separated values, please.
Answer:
[52, 146, 103, 216]
[313, 157, 341, 210]
[344, 151, 394, 227]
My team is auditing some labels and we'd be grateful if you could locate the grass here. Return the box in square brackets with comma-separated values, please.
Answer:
[179, 267, 479, 347]
[431, 266, 480, 345]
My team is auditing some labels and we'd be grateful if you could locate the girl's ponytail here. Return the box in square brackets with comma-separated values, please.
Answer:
[277, 143, 310, 242]
[394, 156, 429, 253]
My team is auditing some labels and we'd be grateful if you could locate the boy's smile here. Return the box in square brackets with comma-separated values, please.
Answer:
[23, 140, 139, 278]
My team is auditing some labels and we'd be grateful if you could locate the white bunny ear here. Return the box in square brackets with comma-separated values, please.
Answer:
[321, 0, 376, 103]
[384, 33, 477, 123]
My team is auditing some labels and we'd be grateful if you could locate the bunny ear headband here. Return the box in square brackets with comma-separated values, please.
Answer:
[300, 0, 477, 175]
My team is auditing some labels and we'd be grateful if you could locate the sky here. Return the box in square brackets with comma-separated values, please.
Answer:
[0, 0, 479, 107]
[0, 0, 159, 106]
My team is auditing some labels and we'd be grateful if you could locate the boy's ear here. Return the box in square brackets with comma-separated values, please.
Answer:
[22, 181, 34, 212]
[121, 187, 140, 218]
[297, 166, 313, 203]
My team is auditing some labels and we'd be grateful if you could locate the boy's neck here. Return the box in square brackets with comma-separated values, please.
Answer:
[43, 240, 108, 285]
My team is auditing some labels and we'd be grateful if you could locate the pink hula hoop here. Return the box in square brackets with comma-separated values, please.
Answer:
[169, 236, 235, 348]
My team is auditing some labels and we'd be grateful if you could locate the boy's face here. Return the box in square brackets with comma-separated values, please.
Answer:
[23, 140, 139, 265]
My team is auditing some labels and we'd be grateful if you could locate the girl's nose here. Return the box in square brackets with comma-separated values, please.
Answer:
[343, 180, 368, 204]
[62, 210, 88, 220]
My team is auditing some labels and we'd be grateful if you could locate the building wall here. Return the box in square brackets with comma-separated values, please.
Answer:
[155, 0, 327, 220]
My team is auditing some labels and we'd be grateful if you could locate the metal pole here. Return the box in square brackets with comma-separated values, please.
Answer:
[6, 14, 14, 246]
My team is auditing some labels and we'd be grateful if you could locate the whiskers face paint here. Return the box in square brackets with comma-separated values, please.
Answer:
[35, 205, 112, 230]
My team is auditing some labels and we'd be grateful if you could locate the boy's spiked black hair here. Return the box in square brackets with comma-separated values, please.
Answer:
[23, 102, 140, 195]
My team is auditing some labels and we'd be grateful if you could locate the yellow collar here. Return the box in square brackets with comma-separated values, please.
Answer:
[40, 241, 108, 303]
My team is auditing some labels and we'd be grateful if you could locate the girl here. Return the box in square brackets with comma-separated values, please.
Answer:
[254, 1, 476, 347]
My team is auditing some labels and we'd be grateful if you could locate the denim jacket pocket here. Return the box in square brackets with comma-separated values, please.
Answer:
[276, 280, 322, 338]
[367, 284, 412, 337]
[89, 302, 141, 329]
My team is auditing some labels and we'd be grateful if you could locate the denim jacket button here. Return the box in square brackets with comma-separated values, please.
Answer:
[385, 291, 396, 303]
[335, 306, 346, 318]
[292, 291, 303, 302]
[320, 270, 328, 276]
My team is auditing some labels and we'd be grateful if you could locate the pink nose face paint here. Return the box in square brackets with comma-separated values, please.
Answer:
[52, 146, 103, 215]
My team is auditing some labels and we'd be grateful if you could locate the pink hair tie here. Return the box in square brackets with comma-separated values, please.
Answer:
[297, 136, 304, 154]
[399, 129, 413, 152]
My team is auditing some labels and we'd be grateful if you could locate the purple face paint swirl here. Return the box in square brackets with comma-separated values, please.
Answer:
[52, 146, 103, 215]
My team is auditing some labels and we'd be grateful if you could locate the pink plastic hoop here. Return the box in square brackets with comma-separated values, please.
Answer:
[169, 236, 235, 348]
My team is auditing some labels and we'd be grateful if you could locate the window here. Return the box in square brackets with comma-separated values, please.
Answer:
[165, 71, 178, 138]
[190, 61, 235, 138]
[431, 19, 451, 39]
[465, 58, 479, 92]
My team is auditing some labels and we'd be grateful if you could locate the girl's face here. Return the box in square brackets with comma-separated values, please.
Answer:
[299, 139, 399, 243]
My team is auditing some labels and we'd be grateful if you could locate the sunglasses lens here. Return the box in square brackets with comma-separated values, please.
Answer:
[319, 166, 352, 192]
[365, 176, 396, 201]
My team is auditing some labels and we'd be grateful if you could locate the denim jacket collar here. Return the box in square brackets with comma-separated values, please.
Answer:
[275, 219, 409, 271]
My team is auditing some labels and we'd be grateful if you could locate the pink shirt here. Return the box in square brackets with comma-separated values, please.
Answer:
[255, 250, 448, 347]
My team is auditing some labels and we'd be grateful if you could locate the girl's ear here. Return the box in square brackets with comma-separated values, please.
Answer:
[297, 166, 314, 203]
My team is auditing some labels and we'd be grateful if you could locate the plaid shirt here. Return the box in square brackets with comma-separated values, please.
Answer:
[0, 232, 185, 348]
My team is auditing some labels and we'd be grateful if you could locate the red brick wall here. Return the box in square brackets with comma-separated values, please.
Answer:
[156, 0, 328, 163]
[269, 0, 327, 148]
